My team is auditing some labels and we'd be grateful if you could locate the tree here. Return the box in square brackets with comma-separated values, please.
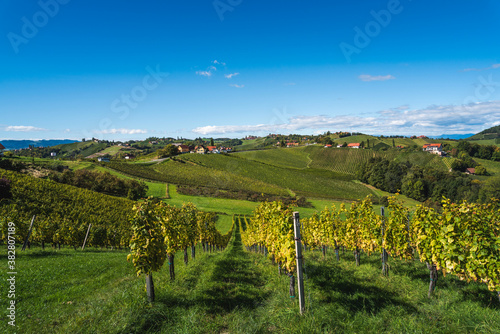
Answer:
[475, 165, 487, 175]
[157, 144, 179, 158]
[210, 138, 214, 146]
[342, 142, 348, 147]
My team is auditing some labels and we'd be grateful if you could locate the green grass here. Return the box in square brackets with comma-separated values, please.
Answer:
[474, 158, 500, 177]
[166, 184, 259, 216]
[4, 223, 499, 334]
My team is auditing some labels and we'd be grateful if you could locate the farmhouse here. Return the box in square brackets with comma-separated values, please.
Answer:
[207, 146, 217, 152]
[324, 144, 332, 148]
[287, 142, 299, 147]
[195, 146, 207, 154]
[465, 168, 475, 175]
[347, 143, 360, 148]
[178, 144, 190, 153]
[422, 143, 443, 155]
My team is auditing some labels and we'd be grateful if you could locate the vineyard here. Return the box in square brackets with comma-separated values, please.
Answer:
[0, 169, 233, 255]
[177, 153, 372, 200]
[240, 196, 500, 300]
[306, 147, 399, 175]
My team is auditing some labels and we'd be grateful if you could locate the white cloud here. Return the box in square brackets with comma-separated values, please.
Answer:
[192, 100, 500, 136]
[463, 63, 500, 72]
[229, 84, 244, 88]
[359, 74, 396, 82]
[213, 60, 226, 66]
[95, 129, 147, 135]
[225, 72, 239, 79]
[64, 128, 71, 133]
[4, 125, 47, 132]
[196, 70, 213, 77]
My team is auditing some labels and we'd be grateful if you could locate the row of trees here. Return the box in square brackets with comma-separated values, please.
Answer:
[357, 157, 496, 204]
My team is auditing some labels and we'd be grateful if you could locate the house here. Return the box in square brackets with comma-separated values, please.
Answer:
[124, 154, 134, 160]
[287, 142, 299, 147]
[97, 157, 110, 162]
[206, 146, 217, 152]
[465, 168, 475, 175]
[195, 146, 207, 154]
[324, 144, 332, 148]
[50, 152, 57, 157]
[178, 145, 190, 153]
[337, 144, 343, 148]
[423, 143, 443, 155]
[347, 143, 360, 148]
[0, 142, 4, 156]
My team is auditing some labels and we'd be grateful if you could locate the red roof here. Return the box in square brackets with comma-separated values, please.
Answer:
[423, 143, 442, 148]
[207, 146, 217, 151]
[347, 143, 360, 147]
[0, 143, 4, 150]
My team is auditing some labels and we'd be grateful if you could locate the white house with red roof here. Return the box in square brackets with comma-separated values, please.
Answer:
[422, 143, 443, 155]
[347, 143, 360, 148]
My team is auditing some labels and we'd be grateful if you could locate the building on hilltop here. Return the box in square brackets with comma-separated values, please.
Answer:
[422, 143, 443, 155]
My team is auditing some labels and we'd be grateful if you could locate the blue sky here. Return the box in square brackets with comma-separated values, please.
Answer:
[1, 0, 500, 140]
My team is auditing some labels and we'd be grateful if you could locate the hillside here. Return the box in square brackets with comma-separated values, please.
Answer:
[467, 125, 500, 141]
[0, 139, 78, 150]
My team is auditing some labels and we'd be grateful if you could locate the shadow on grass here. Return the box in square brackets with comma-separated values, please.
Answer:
[460, 284, 500, 310]
[306, 261, 418, 315]
[122, 223, 271, 333]
[199, 225, 270, 314]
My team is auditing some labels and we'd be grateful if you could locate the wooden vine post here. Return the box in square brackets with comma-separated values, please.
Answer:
[81, 224, 92, 250]
[22, 215, 36, 251]
[293, 211, 305, 315]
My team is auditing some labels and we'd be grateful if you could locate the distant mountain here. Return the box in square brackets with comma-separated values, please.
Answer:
[467, 125, 500, 140]
[430, 134, 475, 140]
[0, 139, 78, 150]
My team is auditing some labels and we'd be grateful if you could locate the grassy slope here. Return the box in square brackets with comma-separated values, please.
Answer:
[234, 146, 311, 169]
[178, 153, 373, 200]
[4, 223, 499, 334]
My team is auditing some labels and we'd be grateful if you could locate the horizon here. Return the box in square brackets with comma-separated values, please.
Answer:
[1, 1, 500, 141]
